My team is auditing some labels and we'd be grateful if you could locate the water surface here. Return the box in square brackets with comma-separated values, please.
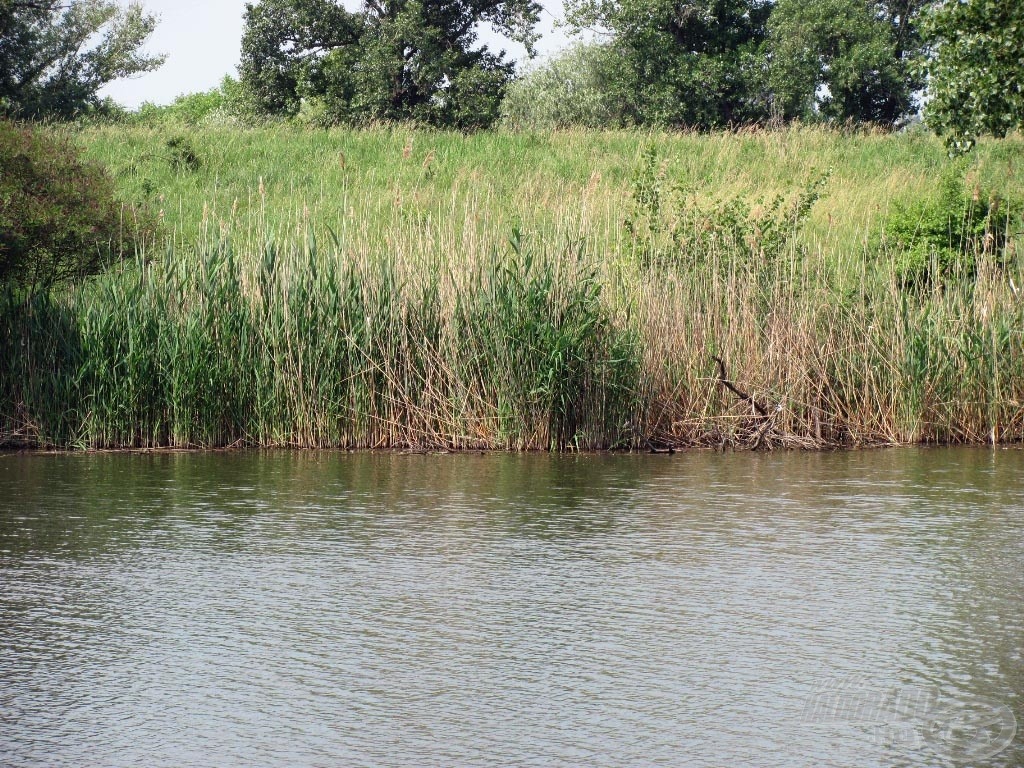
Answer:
[1, 448, 1022, 766]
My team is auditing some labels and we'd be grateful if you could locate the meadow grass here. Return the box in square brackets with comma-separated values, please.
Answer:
[2, 124, 1023, 450]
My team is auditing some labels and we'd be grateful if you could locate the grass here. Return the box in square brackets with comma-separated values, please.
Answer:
[2, 123, 1023, 450]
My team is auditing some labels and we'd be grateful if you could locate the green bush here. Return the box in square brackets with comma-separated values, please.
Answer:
[882, 161, 1018, 288]
[133, 77, 247, 127]
[165, 136, 202, 173]
[625, 146, 829, 271]
[0, 121, 153, 290]
[500, 43, 624, 130]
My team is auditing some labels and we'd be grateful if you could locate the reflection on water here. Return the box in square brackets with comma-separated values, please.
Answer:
[1, 448, 1022, 767]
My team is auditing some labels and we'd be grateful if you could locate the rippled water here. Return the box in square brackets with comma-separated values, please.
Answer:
[1, 448, 1022, 767]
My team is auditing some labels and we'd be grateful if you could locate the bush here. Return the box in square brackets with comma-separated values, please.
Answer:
[625, 146, 829, 271]
[882, 160, 1018, 289]
[0, 121, 153, 291]
[500, 43, 624, 130]
[134, 77, 247, 127]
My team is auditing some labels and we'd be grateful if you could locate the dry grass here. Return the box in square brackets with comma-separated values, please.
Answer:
[1, 125, 1022, 450]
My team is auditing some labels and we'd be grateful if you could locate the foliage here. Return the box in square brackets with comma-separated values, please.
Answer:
[768, 0, 928, 125]
[923, 0, 1024, 153]
[460, 233, 640, 448]
[134, 77, 247, 127]
[0, 0, 164, 120]
[5, 125, 1024, 449]
[239, 0, 540, 129]
[559, 0, 936, 128]
[881, 160, 1018, 288]
[0, 121, 153, 291]
[625, 146, 829, 270]
[165, 136, 201, 173]
[500, 43, 623, 129]
[563, 0, 774, 128]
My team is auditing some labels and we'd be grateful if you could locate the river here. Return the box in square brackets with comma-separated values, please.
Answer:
[1, 448, 1021, 766]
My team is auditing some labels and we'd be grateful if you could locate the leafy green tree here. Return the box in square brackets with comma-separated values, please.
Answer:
[0, 0, 164, 119]
[564, 0, 774, 128]
[0, 120, 154, 290]
[239, 0, 540, 129]
[500, 42, 624, 129]
[924, 0, 1024, 153]
[767, 0, 928, 125]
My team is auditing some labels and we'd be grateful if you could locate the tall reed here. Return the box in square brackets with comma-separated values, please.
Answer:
[1, 230, 639, 450]
[2, 125, 1022, 450]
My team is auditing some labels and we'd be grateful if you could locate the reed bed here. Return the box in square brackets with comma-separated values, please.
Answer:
[1, 231, 638, 450]
[2, 125, 1023, 450]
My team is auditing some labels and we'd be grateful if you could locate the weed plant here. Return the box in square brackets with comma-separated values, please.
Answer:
[2, 125, 1023, 449]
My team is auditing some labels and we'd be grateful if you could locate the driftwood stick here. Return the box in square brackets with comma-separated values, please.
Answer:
[712, 356, 769, 417]
[750, 411, 778, 451]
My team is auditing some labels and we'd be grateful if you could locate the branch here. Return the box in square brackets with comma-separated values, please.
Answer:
[11, 1, 71, 10]
[712, 356, 768, 417]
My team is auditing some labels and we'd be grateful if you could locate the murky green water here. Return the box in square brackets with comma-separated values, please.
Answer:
[1, 448, 1021, 767]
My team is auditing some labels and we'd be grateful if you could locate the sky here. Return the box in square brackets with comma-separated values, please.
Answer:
[99, 0, 581, 108]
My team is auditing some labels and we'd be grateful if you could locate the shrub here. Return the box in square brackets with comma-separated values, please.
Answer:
[134, 77, 247, 127]
[882, 160, 1018, 289]
[500, 43, 623, 130]
[165, 136, 202, 173]
[0, 121, 153, 291]
[625, 146, 829, 271]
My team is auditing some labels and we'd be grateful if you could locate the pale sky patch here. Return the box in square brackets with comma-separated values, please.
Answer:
[100, 0, 580, 108]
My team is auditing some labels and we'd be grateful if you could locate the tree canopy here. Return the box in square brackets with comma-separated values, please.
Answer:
[0, 0, 164, 119]
[564, 0, 774, 127]
[500, 42, 622, 129]
[767, 0, 928, 125]
[558, 0, 934, 128]
[239, 0, 541, 129]
[924, 0, 1024, 152]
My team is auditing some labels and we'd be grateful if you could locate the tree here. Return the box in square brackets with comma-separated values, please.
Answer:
[924, 0, 1024, 153]
[239, 0, 540, 129]
[563, 0, 775, 128]
[0, 0, 164, 120]
[767, 0, 929, 125]
[500, 42, 624, 129]
[0, 120, 154, 290]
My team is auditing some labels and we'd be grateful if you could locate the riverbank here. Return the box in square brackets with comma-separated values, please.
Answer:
[2, 126, 1023, 450]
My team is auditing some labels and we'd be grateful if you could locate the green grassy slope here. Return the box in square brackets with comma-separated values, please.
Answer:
[2, 125, 1022, 450]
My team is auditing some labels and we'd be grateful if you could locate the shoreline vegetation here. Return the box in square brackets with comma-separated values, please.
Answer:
[3, 125, 1024, 452]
